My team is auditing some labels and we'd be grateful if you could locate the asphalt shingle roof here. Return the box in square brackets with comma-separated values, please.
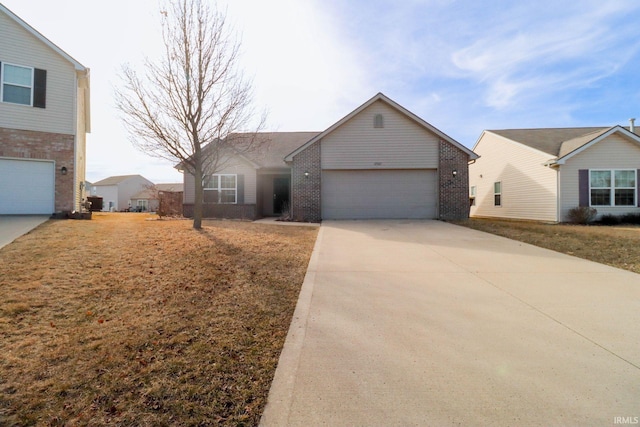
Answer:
[92, 174, 144, 186]
[489, 128, 607, 157]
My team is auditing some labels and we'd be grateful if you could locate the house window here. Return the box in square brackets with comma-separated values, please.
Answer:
[1, 63, 33, 105]
[470, 186, 476, 206]
[374, 113, 384, 128]
[204, 174, 237, 204]
[494, 182, 501, 206]
[590, 169, 636, 207]
[137, 200, 148, 211]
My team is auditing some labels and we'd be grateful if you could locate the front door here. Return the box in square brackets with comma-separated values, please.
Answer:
[273, 177, 290, 215]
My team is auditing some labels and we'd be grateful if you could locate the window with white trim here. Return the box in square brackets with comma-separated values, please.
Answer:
[137, 200, 148, 210]
[2, 63, 33, 105]
[470, 186, 476, 206]
[590, 169, 636, 207]
[204, 174, 237, 204]
[494, 182, 501, 206]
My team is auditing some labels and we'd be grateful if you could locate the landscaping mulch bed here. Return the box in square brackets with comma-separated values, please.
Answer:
[0, 213, 318, 426]
[454, 218, 640, 274]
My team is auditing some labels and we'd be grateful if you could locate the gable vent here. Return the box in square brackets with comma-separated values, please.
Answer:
[374, 113, 384, 128]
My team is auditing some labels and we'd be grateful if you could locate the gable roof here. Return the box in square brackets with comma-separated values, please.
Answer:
[0, 3, 87, 71]
[175, 132, 321, 171]
[156, 183, 183, 192]
[244, 132, 320, 168]
[284, 92, 478, 162]
[131, 183, 183, 200]
[487, 126, 640, 164]
[93, 175, 150, 186]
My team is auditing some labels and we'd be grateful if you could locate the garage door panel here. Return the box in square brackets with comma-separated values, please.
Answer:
[0, 159, 55, 214]
[322, 170, 437, 219]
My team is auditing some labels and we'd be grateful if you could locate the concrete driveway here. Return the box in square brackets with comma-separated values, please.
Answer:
[0, 215, 49, 250]
[261, 220, 640, 427]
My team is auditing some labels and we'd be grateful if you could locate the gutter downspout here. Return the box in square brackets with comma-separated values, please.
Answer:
[543, 160, 561, 222]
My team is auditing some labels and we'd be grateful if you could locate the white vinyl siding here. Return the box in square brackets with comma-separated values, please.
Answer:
[75, 81, 88, 209]
[560, 134, 640, 220]
[322, 169, 437, 219]
[321, 100, 440, 169]
[0, 158, 54, 214]
[0, 10, 76, 134]
[94, 176, 154, 211]
[469, 132, 558, 221]
[183, 158, 256, 204]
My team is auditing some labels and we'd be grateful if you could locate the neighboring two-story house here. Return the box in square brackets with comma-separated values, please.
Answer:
[0, 4, 90, 214]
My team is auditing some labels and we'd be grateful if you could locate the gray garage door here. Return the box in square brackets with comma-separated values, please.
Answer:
[0, 158, 55, 214]
[322, 169, 437, 219]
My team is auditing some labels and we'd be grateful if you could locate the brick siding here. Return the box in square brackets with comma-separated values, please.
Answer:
[439, 140, 470, 220]
[183, 203, 257, 220]
[0, 127, 75, 212]
[291, 141, 321, 222]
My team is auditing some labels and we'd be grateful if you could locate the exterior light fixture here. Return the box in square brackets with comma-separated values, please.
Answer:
[304, 171, 310, 178]
[61, 166, 68, 175]
[452, 170, 457, 177]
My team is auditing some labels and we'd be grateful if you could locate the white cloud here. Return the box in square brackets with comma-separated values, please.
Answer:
[449, 1, 640, 109]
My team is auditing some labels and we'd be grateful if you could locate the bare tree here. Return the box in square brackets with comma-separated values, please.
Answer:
[116, 0, 265, 229]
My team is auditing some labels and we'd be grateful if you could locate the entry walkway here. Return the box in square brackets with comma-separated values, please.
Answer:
[261, 220, 640, 426]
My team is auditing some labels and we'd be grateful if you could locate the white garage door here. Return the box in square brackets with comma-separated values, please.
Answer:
[0, 158, 55, 214]
[322, 169, 437, 219]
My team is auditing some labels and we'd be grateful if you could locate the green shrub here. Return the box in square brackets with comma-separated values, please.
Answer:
[567, 206, 597, 224]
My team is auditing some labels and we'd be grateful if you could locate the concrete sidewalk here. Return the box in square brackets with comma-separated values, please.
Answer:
[261, 220, 640, 426]
[0, 215, 49, 250]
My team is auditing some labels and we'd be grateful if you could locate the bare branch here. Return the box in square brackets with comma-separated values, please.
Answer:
[114, 0, 265, 229]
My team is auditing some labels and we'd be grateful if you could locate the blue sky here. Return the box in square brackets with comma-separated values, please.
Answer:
[3, 0, 640, 183]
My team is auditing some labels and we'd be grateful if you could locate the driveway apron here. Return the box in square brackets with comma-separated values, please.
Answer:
[261, 220, 640, 427]
[0, 216, 49, 250]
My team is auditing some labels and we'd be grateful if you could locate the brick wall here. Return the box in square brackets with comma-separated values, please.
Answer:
[0, 127, 75, 212]
[183, 203, 257, 220]
[439, 140, 470, 220]
[291, 141, 321, 222]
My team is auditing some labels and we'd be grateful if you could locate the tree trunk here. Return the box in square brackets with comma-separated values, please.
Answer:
[193, 162, 204, 230]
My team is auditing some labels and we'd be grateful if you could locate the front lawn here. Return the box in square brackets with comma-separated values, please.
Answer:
[454, 218, 640, 274]
[0, 213, 317, 426]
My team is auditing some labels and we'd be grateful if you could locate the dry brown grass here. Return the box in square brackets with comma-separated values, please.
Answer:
[0, 213, 318, 426]
[454, 218, 640, 274]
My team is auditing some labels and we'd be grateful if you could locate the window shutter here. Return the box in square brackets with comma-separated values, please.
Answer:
[237, 174, 244, 204]
[578, 169, 589, 207]
[33, 68, 47, 108]
[637, 170, 640, 207]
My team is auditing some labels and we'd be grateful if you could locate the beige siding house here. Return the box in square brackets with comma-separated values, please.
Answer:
[180, 132, 319, 219]
[130, 183, 183, 212]
[470, 126, 640, 222]
[92, 175, 154, 212]
[0, 4, 90, 214]
[179, 93, 478, 221]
